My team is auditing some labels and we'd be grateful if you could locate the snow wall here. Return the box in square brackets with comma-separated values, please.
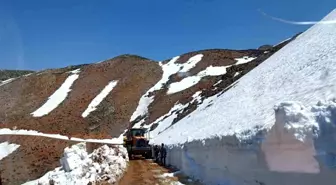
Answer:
[166, 100, 336, 185]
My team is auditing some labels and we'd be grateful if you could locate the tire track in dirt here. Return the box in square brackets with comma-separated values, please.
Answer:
[118, 159, 168, 185]
[118, 158, 203, 185]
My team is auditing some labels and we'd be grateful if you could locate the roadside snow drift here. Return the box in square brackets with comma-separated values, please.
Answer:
[0, 141, 20, 160]
[151, 9, 336, 185]
[24, 143, 128, 185]
[31, 69, 81, 117]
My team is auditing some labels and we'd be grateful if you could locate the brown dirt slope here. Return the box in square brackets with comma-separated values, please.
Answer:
[0, 55, 162, 184]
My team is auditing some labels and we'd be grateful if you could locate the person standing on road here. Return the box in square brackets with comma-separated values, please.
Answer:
[160, 143, 167, 166]
[154, 145, 160, 163]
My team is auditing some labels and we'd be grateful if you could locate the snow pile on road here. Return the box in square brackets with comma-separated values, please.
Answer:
[130, 54, 203, 123]
[24, 143, 128, 185]
[167, 65, 230, 94]
[0, 141, 20, 160]
[0, 128, 124, 145]
[153, 9, 336, 145]
[234, 56, 256, 65]
[31, 69, 81, 117]
[82, 80, 118, 118]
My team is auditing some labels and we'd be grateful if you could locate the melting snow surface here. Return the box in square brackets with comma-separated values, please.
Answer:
[234, 56, 257, 65]
[31, 69, 80, 117]
[130, 54, 204, 122]
[23, 143, 128, 185]
[0, 128, 124, 144]
[167, 65, 229, 94]
[82, 80, 118, 118]
[0, 142, 20, 160]
[153, 9, 336, 145]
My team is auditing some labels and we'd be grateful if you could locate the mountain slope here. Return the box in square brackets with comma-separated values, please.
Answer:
[151, 9, 336, 185]
[0, 37, 297, 183]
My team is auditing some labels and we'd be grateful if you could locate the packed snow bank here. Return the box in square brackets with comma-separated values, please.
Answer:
[23, 143, 128, 185]
[82, 80, 118, 118]
[167, 65, 230, 94]
[151, 9, 336, 185]
[31, 69, 81, 117]
[130, 54, 204, 123]
[0, 128, 124, 144]
[0, 141, 20, 160]
[164, 100, 336, 185]
[261, 101, 320, 174]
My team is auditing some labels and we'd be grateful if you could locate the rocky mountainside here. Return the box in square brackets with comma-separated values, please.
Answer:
[0, 35, 297, 184]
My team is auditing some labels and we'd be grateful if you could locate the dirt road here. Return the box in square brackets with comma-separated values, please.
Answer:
[118, 158, 203, 185]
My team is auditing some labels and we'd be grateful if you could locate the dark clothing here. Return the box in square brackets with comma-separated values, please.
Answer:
[160, 146, 167, 157]
[154, 145, 160, 163]
[160, 155, 166, 166]
[160, 146, 167, 166]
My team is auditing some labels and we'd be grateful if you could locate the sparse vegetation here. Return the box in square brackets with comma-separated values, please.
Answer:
[0, 70, 34, 81]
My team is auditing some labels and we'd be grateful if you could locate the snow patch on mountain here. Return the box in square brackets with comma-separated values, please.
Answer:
[0, 141, 20, 160]
[31, 69, 81, 117]
[234, 56, 257, 65]
[82, 80, 118, 118]
[179, 54, 204, 73]
[234, 71, 241, 77]
[167, 65, 230, 94]
[23, 143, 128, 185]
[0, 78, 15, 87]
[130, 54, 204, 122]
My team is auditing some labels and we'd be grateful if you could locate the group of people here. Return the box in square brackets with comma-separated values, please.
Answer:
[153, 143, 167, 166]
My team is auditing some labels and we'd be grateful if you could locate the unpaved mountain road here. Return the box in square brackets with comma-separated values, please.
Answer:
[118, 158, 203, 185]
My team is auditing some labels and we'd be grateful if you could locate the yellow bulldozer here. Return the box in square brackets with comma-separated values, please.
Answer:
[123, 128, 153, 159]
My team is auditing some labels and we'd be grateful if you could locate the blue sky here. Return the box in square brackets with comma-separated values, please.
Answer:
[0, 0, 334, 70]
